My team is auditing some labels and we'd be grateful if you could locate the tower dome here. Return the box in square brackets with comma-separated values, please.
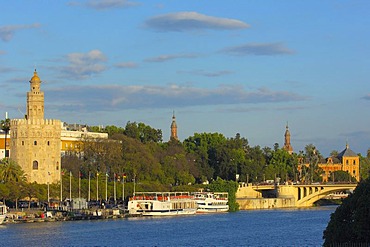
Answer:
[30, 69, 41, 83]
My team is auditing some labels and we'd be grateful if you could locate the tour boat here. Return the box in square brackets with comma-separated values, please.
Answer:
[128, 192, 197, 216]
[193, 192, 229, 213]
[0, 203, 7, 224]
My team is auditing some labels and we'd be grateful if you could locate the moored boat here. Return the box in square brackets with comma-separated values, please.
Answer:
[128, 192, 197, 216]
[0, 203, 8, 224]
[193, 192, 229, 213]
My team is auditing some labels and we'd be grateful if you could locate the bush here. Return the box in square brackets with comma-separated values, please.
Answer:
[323, 178, 370, 246]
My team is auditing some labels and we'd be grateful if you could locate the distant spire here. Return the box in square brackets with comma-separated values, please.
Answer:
[283, 123, 293, 154]
[170, 111, 178, 141]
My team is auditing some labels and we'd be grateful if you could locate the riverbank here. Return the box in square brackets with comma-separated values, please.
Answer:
[4, 207, 133, 224]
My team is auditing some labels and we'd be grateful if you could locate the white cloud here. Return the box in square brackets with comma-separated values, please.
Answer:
[177, 69, 233, 77]
[60, 49, 107, 79]
[114, 62, 138, 68]
[144, 53, 199, 63]
[68, 0, 139, 10]
[46, 84, 307, 112]
[0, 23, 40, 42]
[362, 94, 370, 100]
[145, 12, 250, 32]
[223, 42, 295, 56]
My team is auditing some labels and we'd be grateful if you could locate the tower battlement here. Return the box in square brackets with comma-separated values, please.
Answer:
[11, 118, 61, 126]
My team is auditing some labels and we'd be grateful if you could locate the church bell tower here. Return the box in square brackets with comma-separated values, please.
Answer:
[170, 111, 178, 141]
[283, 123, 293, 154]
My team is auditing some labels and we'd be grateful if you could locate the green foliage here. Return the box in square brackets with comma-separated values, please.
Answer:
[0, 158, 26, 183]
[207, 178, 239, 212]
[329, 170, 356, 183]
[359, 153, 370, 180]
[323, 178, 370, 246]
[124, 121, 162, 143]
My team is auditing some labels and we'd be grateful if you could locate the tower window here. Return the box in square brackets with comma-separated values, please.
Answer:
[47, 141, 50, 146]
[33, 160, 39, 170]
[34, 141, 37, 145]
[22, 141, 24, 145]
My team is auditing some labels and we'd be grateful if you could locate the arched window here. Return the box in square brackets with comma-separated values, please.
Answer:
[33, 160, 38, 170]
[34, 140, 37, 145]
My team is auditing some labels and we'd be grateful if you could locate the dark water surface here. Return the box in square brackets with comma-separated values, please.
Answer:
[0, 206, 336, 246]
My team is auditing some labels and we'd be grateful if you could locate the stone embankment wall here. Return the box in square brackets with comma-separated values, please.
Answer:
[237, 197, 296, 210]
[236, 183, 296, 210]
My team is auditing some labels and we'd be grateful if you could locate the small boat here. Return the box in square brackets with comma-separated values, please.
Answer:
[193, 192, 229, 213]
[128, 192, 197, 216]
[0, 203, 8, 224]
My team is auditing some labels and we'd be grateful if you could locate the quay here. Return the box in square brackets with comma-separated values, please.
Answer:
[5, 207, 135, 224]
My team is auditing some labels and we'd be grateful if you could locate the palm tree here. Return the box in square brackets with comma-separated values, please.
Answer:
[0, 118, 10, 158]
[0, 158, 26, 183]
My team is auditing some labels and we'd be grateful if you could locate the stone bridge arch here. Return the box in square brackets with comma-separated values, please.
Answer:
[294, 185, 356, 207]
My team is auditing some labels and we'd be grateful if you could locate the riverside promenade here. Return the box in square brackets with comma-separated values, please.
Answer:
[5, 207, 130, 224]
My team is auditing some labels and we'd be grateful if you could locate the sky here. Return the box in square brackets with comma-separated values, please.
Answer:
[1, 0, 370, 156]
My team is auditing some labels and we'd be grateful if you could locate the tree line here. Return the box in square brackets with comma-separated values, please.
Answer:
[1, 121, 370, 209]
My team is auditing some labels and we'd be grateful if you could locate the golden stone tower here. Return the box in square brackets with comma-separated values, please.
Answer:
[170, 111, 178, 141]
[10, 70, 61, 184]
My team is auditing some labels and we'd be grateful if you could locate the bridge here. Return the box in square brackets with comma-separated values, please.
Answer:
[236, 183, 357, 209]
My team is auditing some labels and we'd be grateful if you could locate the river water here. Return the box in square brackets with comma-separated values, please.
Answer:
[0, 206, 336, 247]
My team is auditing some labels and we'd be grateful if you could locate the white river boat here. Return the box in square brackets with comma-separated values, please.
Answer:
[193, 192, 229, 213]
[128, 192, 197, 216]
[0, 203, 7, 224]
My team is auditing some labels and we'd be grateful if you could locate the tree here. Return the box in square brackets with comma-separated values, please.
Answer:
[329, 170, 356, 183]
[0, 118, 10, 158]
[305, 144, 323, 183]
[124, 121, 162, 143]
[207, 178, 239, 212]
[323, 178, 370, 246]
[0, 158, 26, 183]
[359, 154, 370, 180]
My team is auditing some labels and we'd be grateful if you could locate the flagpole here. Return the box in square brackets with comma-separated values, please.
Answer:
[113, 173, 116, 204]
[96, 172, 99, 201]
[133, 174, 136, 196]
[122, 175, 125, 204]
[88, 171, 91, 202]
[79, 171, 81, 199]
[105, 172, 108, 202]
[69, 171, 72, 201]
[60, 171, 63, 203]
[47, 171, 50, 204]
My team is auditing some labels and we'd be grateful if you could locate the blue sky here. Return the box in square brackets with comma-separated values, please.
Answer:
[1, 0, 370, 156]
